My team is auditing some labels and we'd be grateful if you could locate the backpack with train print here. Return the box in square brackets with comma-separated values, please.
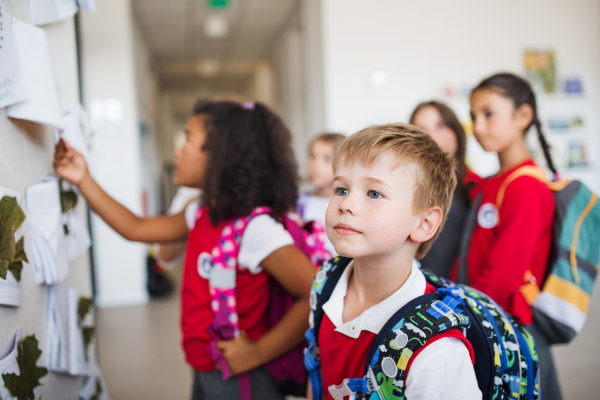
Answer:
[305, 256, 540, 400]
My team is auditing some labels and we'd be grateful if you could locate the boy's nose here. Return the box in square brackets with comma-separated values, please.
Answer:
[338, 195, 357, 215]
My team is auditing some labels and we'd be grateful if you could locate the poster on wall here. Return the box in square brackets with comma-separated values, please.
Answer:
[0, 1, 29, 108]
[0, 187, 27, 308]
[524, 49, 557, 94]
[6, 19, 63, 130]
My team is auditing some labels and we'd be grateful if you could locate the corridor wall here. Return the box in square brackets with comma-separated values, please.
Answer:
[0, 1, 93, 398]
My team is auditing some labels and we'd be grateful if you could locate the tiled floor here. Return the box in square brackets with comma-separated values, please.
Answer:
[97, 272, 600, 400]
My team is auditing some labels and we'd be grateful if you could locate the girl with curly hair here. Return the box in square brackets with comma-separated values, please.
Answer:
[54, 101, 315, 400]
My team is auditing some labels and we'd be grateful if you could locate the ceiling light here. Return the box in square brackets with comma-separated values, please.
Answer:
[205, 14, 228, 38]
[197, 59, 220, 78]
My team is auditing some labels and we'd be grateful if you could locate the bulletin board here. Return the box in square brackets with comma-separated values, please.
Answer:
[0, 1, 102, 398]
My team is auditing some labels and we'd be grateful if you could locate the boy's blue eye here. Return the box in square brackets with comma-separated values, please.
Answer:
[336, 188, 348, 196]
[368, 190, 383, 199]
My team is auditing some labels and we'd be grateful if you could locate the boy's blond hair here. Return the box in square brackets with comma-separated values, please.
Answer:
[333, 123, 457, 258]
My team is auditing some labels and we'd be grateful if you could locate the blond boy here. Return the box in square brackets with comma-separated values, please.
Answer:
[309, 123, 481, 399]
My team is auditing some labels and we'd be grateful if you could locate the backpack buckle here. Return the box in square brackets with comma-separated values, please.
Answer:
[428, 300, 454, 319]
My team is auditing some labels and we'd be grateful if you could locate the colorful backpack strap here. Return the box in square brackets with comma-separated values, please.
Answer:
[422, 269, 540, 400]
[305, 256, 351, 400]
[330, 287, 469, 400]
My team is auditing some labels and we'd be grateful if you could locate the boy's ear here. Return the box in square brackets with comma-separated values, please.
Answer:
[410, 206, 443, 244]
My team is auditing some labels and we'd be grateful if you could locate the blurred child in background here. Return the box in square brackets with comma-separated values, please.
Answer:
[297, 133, 346, 256]
[54, 100, 315, 400]
[461, 72, 560, 399]
[410, 101, 481, 277]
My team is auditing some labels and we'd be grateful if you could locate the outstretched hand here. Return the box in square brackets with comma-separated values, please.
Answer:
[216, 331, 263, 375]
[53, 139, 89, 186]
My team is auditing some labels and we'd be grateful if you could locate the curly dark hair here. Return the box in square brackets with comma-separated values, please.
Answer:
[193, 101, 299, 225]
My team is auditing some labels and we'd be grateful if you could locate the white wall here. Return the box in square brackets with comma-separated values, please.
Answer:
[271, 0, 327, 177]
[320, 0, 600, 187]
[80, 0, 148, 307]
[0, 2, 93, 398]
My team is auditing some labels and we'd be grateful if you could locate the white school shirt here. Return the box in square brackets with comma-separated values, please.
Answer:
[185, 201, 294, 273]
[322, 260, 482, 400]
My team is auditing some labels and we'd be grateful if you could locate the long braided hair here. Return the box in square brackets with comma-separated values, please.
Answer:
[472, 73, 558, 177]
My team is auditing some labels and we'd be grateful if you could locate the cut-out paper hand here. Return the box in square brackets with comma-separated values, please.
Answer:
[53, 139, 89, 186]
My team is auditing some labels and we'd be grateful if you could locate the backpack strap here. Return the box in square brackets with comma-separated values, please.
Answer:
[304, 256, 352, 400]
[495, 166, 549, 210]
[206, 207, 272, 382]
[457, 191, 483, 285]
[330, 286, 470, 400]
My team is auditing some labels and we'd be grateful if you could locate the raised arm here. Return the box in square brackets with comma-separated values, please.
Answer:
[54, 140, 190, 243]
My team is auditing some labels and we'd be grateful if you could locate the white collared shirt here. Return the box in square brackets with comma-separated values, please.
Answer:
[322, 260, 482, 400]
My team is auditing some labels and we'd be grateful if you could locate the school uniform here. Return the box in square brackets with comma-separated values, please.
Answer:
[319, 260, 481, 400]
[451, 159, 562, 400]
[454, 159, 554, 324]
[182, 202, 293, 399]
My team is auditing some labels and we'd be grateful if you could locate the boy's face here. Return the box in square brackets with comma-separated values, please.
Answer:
[326, 153, 422, 259]
[307, 140, 336, 191]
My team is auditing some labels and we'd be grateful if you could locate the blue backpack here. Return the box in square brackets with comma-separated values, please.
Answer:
[305, 257, 540, 400]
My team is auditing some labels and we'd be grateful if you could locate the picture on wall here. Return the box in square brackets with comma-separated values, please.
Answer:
[524, 49, 557, 94]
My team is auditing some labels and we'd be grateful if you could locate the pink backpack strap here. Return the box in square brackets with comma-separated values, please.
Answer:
[206, 207, 271, 384]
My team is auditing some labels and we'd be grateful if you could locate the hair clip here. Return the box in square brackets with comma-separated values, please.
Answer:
[242, 102, 255, 110]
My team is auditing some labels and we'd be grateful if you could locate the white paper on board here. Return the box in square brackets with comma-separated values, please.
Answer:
[47, 283, 91, 376]
[25, 178, 69, 285]
[76, 0, 96, 12]
[63, 211, 91, 262]
[62, 103, 98, 175]
[28, 0, 78, 26]
[0, 187, 25, 307]
[0, 327, 20, 400]
[6, 19, 63, 130]
[0, 2, 29, 108]
[79, 359, 110, 400]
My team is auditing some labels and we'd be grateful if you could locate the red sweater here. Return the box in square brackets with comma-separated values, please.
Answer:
[452, 159, 554, 324]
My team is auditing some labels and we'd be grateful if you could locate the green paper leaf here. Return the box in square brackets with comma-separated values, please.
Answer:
[0, 197, 27, 281]
[78, 297, 93, 324]
[0, 217, 15, 281]
[8, 261, 23, 282]
[0, 197, 26, 233]
[13, 238, 28, 263]
[2, 335, 48, 400]
[82, 327, 95, 361]
[0, 259, 8, 280]
[60, 186, 78, 214]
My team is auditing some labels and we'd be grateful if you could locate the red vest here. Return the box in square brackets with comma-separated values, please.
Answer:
[180, 210, 270, 371]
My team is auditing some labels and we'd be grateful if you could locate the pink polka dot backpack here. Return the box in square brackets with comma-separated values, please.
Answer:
[205, 206, 331, 399]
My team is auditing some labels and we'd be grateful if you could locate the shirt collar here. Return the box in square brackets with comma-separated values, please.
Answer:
[322, 259, 425, 339]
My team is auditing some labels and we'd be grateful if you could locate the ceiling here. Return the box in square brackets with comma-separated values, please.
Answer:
[132, 0, 299, 92]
